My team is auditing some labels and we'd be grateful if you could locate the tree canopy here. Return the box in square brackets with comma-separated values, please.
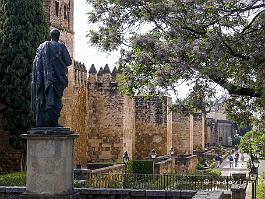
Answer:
[0, 0, 48, 138]
[86, 0, 265, 127]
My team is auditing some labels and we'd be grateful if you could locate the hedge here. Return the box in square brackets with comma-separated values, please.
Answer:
[127, 160, 153, 174]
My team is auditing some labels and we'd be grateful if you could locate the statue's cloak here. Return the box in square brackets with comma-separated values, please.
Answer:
[31, 41, 71, 126]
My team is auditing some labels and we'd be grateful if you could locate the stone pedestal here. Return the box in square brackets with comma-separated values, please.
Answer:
[20, 127, 79, 199]
[174, 155, 198, 173]
[231, 184, 247, 199]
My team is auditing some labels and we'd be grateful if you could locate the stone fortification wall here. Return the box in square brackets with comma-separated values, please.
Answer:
[122, 97, 136, 158]
[172, 113, 193, 155]
[205, 118, 216, 146]
[193, 113, 206, 152]
[86, 64, 135, 162]
[134, 96, 172, 159]
[71, 86, 88, 165]
[60, 61, 87, 128]
[91, 164, 125, 174]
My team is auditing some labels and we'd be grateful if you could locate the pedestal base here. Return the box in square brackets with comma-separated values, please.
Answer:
[20, 191, 80, 199]
[21, 127, 79, 196]
[174, 155, 198, 173]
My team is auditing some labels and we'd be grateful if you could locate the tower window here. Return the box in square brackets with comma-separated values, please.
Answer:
[64, 5, 68, 19]
[74, 69, 77, 81]
[55, 1, 59, 17]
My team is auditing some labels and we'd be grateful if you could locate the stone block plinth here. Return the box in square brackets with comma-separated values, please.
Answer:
[231, 184, 247, 199]
[21, 127, 79, 198]
[174, 155, 198, 173]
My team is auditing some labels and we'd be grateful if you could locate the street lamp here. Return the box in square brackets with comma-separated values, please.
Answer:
[151, 149, 157, 174]
[253, 159, 260, 169]
[249, 157, 260, 199]
[170, 147, 175, 157]
[123, 151, 129, 188]
[123, 151, 129, 166]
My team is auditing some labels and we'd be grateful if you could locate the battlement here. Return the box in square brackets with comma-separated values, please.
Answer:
[72, 60, 87, 90]
[87, 64, 119, 91]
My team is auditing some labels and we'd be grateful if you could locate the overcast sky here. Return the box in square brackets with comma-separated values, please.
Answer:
[73, 1, 224, 99]
[73, 1, 197, 99]
[74, 1, 119, 72]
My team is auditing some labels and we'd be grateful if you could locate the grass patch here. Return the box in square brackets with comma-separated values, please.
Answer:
[0, 172, 26, 186]
[257, 172, 265, 199]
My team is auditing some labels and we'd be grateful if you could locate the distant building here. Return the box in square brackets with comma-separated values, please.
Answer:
[206, 98, 237, 146]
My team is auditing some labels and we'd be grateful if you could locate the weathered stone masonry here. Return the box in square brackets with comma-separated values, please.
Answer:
[40, 0, 206, 166]
[71, 64, 205, 166]
[172, 113, 193, 156]
[193, 113, 206, 152]
[134, 96, 172, 159]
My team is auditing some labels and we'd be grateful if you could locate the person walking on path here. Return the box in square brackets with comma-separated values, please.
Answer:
[241, 153, 245, 165]
[228, 155, 234, 168]
[235, 153, 239, 167]
[215, 155, 221, 168]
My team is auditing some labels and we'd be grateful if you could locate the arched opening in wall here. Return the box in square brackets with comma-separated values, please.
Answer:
[55, 1, 59, 17]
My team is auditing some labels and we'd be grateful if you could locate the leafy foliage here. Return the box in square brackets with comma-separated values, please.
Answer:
[127, 160, 153, 174]
[257, 172, 265, 199]
[239, 130, 264, 159]
[239, 131, 253, 154]
[196, 163, 204, 170]
[0, 0, 48, 139]
[204, 169, 221, 179]
[232, 136, 242, 146]
[86, 0, 265, 126]
[0, 172, 26, 186]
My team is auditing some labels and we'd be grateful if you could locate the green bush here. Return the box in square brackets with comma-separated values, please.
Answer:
[0, 172, 26, 186]
[127, 160, 153, 174]
[257, 172, 265, 199]
[205, 169, 221, 179]
[196, 163, 204, 170]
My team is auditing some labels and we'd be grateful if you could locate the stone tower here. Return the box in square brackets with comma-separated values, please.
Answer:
[42, 0, 78, 127]
[42, 0, 74, 57]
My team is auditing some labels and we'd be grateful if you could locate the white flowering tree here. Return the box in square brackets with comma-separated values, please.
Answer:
[86, 0, 265, 128]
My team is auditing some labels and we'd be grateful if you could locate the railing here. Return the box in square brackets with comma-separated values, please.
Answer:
[75, 173, 253, 191]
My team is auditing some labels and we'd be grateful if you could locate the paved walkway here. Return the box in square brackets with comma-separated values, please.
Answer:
[217, 153, 253, 199]
[218, 153, 249, 176]
[258, 160, 265, 175]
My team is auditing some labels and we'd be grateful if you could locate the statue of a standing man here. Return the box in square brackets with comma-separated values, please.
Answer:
[31, 29, 72, 127]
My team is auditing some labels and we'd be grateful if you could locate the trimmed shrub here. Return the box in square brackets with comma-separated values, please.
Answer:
[0, 172, 26, 186]
[196, 163, 204, 170]
[127, 160, 153, 174]
[205, 169, 221, 179]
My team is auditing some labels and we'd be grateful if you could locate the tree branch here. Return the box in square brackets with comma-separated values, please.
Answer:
[241, 10, 265, 34]
[223, 3, 265, 13]
[206, 72, 261, 97]
[222, 41, 250, 60]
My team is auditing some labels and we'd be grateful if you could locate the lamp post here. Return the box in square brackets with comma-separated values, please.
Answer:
[249, 156, 260, 199]
[123, 151, 129, 188]
[170, 147, 175, 157]
[151, 149, 157, 174]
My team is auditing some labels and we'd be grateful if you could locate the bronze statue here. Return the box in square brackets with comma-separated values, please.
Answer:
[31, 29, 72, 127]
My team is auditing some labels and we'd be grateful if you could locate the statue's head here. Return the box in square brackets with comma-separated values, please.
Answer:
[50, 28, 60, 42]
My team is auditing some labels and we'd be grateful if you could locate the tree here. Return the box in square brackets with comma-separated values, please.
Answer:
[239, 131, 264, 161]
[0, 0, 48, 142]
[86, 0, 265, 126]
